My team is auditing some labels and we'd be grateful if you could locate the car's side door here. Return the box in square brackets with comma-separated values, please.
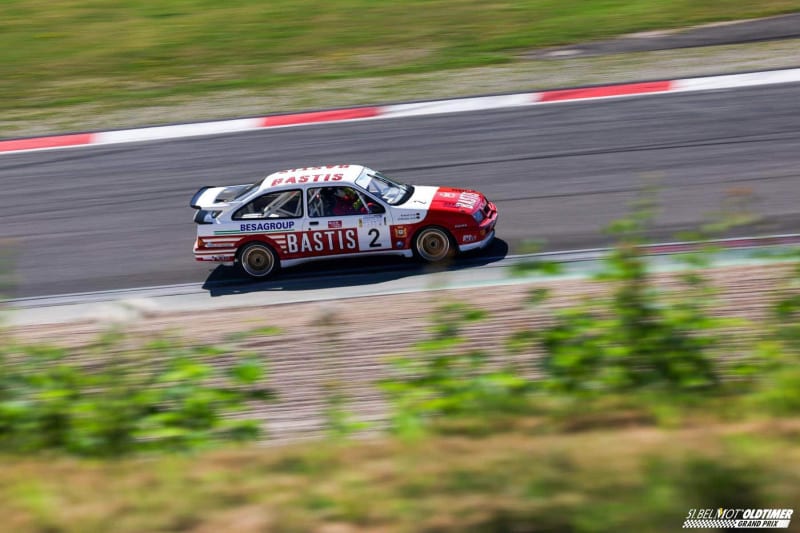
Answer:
[302, 186, 391, 257]
[227, 189, 304, 257]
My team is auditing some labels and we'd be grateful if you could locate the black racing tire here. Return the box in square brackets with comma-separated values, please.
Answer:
[237, 242, 279, 279]
[413, 226, 455, 263]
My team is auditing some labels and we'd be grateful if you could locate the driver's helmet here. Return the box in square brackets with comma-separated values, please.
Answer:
[335, 187, 353, 200]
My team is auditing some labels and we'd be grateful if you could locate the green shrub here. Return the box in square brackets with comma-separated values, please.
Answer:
[748, 336, 800, 416]
[381, 301, 529, 437]
[540, 240, 721, 394]
[737, 250, 800, 415]
[510, 201, 730, 396]
[0, 332, 271, 456]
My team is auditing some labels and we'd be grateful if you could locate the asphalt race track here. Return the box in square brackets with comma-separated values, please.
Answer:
[2, 83, 800, 298]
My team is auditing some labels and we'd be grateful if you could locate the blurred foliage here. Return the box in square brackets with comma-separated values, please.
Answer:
[316, 307, 369, 439]
[0, 331, 272, 456]
[509, 197, 730, 396]
[381, 301, 529, 438]
[384, 190, 800, 436]
[541, 235, 722, 393]
[744, 248, 800, 415]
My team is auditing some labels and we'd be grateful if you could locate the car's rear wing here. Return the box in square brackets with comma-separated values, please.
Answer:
[190, 183, 254, 209]
[190, 186, 216, 209]
[190, 184, 254, 224]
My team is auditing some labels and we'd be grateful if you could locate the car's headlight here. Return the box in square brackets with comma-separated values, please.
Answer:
[473, 209, 485, 224]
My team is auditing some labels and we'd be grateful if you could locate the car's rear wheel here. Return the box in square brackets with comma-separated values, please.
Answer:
[414, 227, 454, 262]
[238, 242, 279, 279]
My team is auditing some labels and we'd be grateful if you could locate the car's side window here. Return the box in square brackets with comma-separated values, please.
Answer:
[366, 194, 385, 214]
[307, 186, 385, 218]
[233, 190, 303, 220]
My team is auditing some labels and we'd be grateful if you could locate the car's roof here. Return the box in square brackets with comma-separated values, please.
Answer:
[258, 164, 367, 191]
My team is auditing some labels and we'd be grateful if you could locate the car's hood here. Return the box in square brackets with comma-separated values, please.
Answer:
[400, 185, 484, 212]
[427, 186, 485, 213]
[389, 185, 485, 222]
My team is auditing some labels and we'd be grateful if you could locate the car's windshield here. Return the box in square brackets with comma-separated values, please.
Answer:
[355, 170, 413, 205]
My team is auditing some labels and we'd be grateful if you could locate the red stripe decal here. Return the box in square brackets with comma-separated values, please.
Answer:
[539, 81, 672, 103]
[260, 107, 381, 127]
[0, 133, 94, 153]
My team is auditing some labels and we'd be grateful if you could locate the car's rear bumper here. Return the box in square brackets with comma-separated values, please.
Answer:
[194, 252, 236, 262]
[194, 238, 236, 262]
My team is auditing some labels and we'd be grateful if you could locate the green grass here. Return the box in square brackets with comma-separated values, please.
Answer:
[2, 0, 799, 133]
[1, 420, 798, 532]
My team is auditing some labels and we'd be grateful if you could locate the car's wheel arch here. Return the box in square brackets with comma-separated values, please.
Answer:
[235, 234, 284, 255]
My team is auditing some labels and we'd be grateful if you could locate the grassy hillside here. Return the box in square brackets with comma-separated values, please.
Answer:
[1, 1, 799, 133]
[2, 422, 799, 532]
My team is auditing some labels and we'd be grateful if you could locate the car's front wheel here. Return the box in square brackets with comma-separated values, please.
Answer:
[237, 242, 279, 279]
[414, 227, 454, 262]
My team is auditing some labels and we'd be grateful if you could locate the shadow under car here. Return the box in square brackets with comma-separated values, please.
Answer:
[201, 238, 509, 297]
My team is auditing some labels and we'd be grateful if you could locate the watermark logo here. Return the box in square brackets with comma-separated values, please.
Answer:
[683, 508, 793, 529]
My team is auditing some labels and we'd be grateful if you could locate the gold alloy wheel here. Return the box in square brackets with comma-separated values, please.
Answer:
[415, 227, 452, 262]
[240, 243, 277, 278]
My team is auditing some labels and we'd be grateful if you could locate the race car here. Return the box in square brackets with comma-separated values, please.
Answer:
[190, 164, 498, 279]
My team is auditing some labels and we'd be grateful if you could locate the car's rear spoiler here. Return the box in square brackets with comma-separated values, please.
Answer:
[191, 184, 256, 224]
[191, 183, 254, 209]
[190, 186, 217, 209]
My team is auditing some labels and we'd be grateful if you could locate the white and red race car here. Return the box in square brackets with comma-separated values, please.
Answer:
[190, 164, 498, 278]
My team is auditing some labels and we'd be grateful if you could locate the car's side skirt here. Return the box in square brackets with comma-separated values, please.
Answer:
[280, 249, 414, 268]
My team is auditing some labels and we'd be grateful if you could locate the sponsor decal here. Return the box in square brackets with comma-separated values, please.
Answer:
[328, 220, 343, 229]
[239, 220, 295, 232]
[393, 226, 407, 238]
[278, 165, 349, 173]
[455, 191, 481, 209]
[454, 223, 469, 229]
[683, 508, 793, 529]
[396, 241, 403, 248]
[270, 173, 344, 187]
[463, 234, 476, 243]
[360, 214, 384, 228]
[398, 212, 422, 221]
[286, 229, 358, 254]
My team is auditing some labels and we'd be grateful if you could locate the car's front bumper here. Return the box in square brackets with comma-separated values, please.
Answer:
[459, 199, 497, 252]
[459, 229, 495, 252]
